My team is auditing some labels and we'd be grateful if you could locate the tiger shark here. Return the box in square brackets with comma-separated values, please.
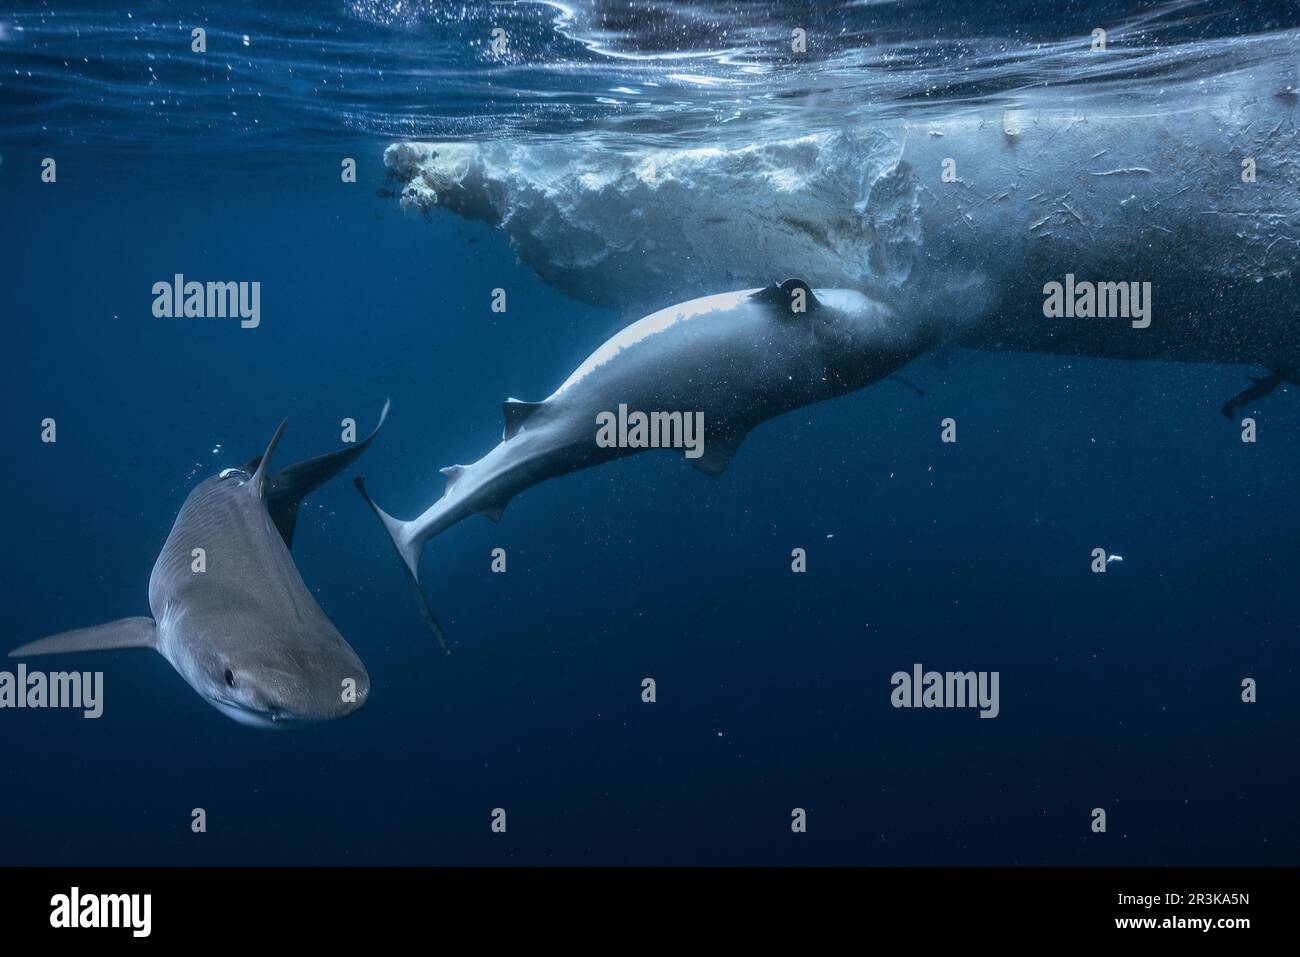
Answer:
[9, 404, 389, 729]
[354, 280, 923, 613]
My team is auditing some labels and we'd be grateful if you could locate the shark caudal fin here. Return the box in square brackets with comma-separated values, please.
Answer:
[353, 476, 421, 579]
[9, 616, 157, 657]
[354, 476, 449, 655]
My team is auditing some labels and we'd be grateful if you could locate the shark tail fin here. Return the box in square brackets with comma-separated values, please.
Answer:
[9, 616, 157, 658]
[353, 476, 449, 655]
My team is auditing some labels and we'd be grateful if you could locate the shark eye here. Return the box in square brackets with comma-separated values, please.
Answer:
[224, 668, 235, 688]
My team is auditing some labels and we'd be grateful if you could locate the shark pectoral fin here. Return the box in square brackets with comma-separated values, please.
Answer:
[263, 399, 391, 548]
[9, 616, 157, 658]
[475, 498, 510, 523]
[749, 278, 821, 316]
[501, 399, 545, 441]
[691, 432, 747, 478]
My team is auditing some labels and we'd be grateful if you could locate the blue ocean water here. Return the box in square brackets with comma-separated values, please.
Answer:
[1, 1, 1298, 865]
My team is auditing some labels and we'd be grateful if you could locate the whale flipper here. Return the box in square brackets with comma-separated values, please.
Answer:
[692, 431, 748, 478]
[889, 373, 926, 398]
[9, 616, 157, 658]
[245, 400, 390, 548]
[1220, 369, 1295, 420]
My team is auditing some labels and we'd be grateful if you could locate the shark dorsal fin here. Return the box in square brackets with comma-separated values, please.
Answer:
[502, 399, 545, 441]
[250, 418, 288, 499]
[749, 278, 821, 316]
[258, 400, 389, 548]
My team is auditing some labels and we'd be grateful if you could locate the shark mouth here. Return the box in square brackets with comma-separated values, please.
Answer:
[209, 698, 320, 730]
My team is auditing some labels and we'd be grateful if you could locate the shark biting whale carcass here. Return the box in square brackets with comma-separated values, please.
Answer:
[355, 280, 926, 603]
[365, 39, 1300, 629]
[9, 404, 389, 728]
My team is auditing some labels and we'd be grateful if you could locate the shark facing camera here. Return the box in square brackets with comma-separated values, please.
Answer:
[9, 405, 390, 728]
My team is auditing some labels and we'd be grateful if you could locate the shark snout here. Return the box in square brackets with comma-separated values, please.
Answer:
[218, 657, 370, 728]
[277, 664, 370, 721]
[338, 667, 370, 716]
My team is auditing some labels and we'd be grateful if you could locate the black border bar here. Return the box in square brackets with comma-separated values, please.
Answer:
[0, 866, 1287, 942]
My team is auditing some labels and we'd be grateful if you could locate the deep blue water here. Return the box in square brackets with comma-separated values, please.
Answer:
[2, 1, 1299, 865]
